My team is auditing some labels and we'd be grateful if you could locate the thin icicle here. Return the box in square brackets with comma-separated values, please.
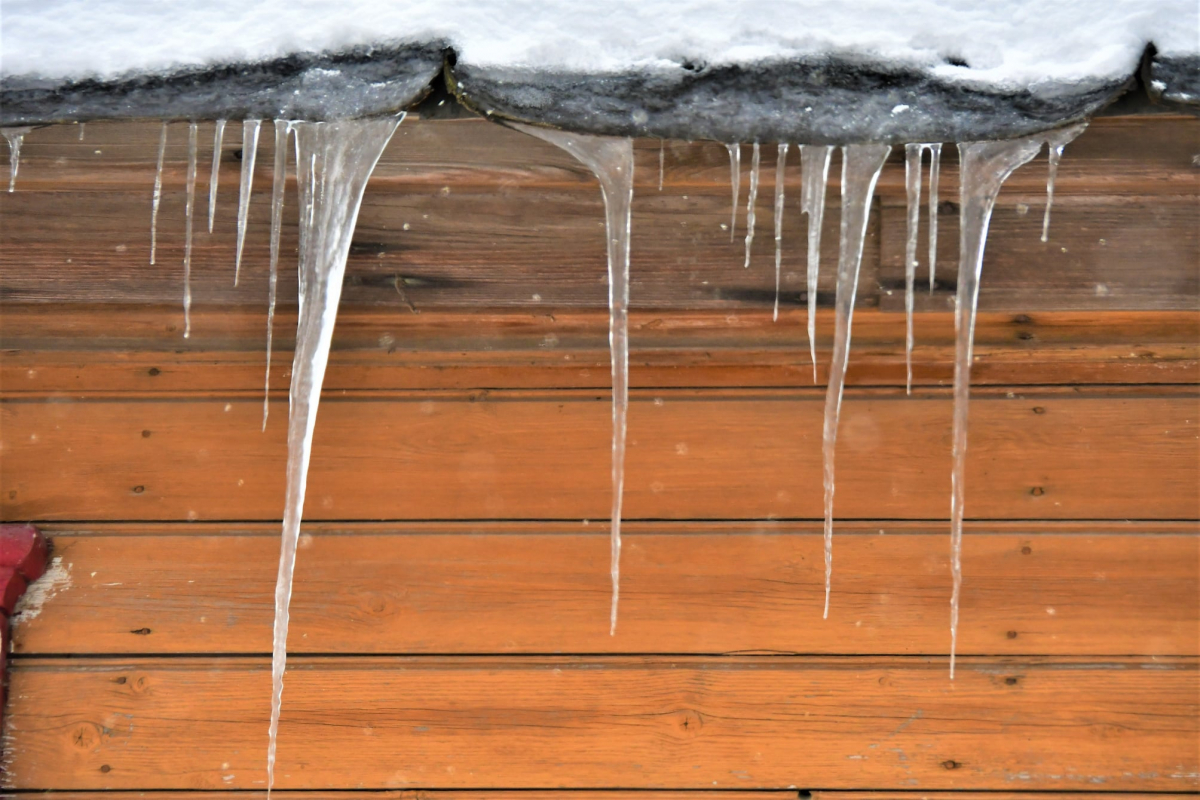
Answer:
[513, 123, 633, 637]
[799, 145, 832, 382]
[3, 127, 32, 192]
[78, 122, 85, 141]
[927, 143, 942, 292]
[263, 120, 289, 431]
[950, 136, 1044, 679]
[267, 114, 403, 795]
[182, 122, 198, 339]
[150, 122, 167, 265]
[821, 143, 891, 619]
[658, 140, 665, 191]
[904, 143, 925, 395]
[1040, 121, 1087, 242]
[744, 142, 760, 268]
[773, 143, 789, 321]
[726, 143, 740, 241]
[235, 119, 262, 286]
[208, 119, 226, 233]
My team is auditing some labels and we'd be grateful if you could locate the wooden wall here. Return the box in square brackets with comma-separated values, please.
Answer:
[0, 115, 1197, 796]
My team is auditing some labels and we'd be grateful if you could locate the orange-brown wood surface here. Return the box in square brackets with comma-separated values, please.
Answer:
[6, 656, 1197, 790]
[15, 523, 1197, 657]
[3, 388, 1196, 522]
[1, 115, 1197, 794]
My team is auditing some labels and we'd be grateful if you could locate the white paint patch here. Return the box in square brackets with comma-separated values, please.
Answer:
[12, 556, 72, 624]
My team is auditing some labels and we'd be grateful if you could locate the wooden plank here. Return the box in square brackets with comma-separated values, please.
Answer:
[2, 118, 1195, 312]
[3, 307, 1198, 393]
[879, 196, 1199, 311]
[2, 388, 1196, 522]
[9, 116, 1198, 196]
[15, 523, 1197, 657]
[5, 655, 1196, 790]
[813, 794, 1200, 800]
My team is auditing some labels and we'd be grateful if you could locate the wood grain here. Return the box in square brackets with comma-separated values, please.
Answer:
[3, 388, 1196, 522]
[5, 655, 1196, 790]
[3, 307, 1197, 393]
[14, 523, 1197, 657]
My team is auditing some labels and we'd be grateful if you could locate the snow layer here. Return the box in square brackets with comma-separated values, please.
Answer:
[2, 1, 1196, 91]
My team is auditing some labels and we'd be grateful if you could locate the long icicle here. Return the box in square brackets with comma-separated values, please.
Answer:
[726, 143, 740, 241]
[822, 143, 891, 619]
[3, 127, 32, 192]
[950, 135, 1044, 678]
[208, 119, 226, 233]
[1041, 121, 1088, 242]
[267, 114, 403, 795]
[773, 143, 789, 321]
[799, 145, 832, 382]
[744, 142, 760, 268]
[658, 140, 665, 191]
[263, 120, 289, 431]
[182, 122, 198, 338]
[904, 144, 925, 395]
[927, 143, 942, 292]
[512, 124, 633, 636]
[235, 119, 262, 286]
[150, 122, 168, 265]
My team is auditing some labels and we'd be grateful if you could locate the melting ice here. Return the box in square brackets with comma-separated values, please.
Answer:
[3, 127, 32, 192]
[799, 145, 832, 382]
[511, 123, 634, 637]
[744, 142, 760, 268]
[208, 119, 226, 233]
[182, 122, 198, 338]
[266, 114, 403, 792]
[772, 143, 788, 321]
[235, 119, 262, 285]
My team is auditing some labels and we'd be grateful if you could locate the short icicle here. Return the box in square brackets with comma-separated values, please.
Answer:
[266, 114, 404, 794]
[512, 123, 633, 637]
[744, 142, 760, 268]
[726, 143, 740, 240]
[821, 143, 891, 619]
[262, 120, 290, 431]
[3, 127, 33, 192]
[182, 122, 198, 338]
[235, 119, 262, 286]
[927, 143, 942, 292]
[1040, 121, 1087, 242]
[950, 135, 1044, 678]
[78, 122, 86, 141]
[150, 122, 168, 265]
[658, 140, 665, 191]
[208, 119, 227, 233]
[772, 143, 789, 321]
[903, 143, 925, 394]
[799, 145, 832, 382]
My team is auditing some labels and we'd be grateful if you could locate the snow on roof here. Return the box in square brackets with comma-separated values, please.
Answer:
[2, 0, 1196, 91]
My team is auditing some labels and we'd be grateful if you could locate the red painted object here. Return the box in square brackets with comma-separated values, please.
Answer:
[0, 524, 47, 744]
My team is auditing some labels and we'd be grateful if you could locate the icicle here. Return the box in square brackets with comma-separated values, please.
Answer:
[744, 142, 760, 268]
[772, 143, 789, 321]
[208, 119, 226, 234]
[267, 114, 403, 795]
[263, 120, 289, 432]
[658, 140, 665, 191]
[150, 122, 167, 265]
[821, 143, 891, 619]
[512, 123, 633, 637]
[235, 119, 262, 286]
[726, 143, 740, 241]
[799, 145, 832, 382]
[950, 136, 1044, 679]
[927, 143, 942, 292]
[78, 122, 85, 141]
[904, 144, 925, 395]
[1040, 121, 1087, 243]
[182, 123, 198, 339]
[3, 127, 32, 192]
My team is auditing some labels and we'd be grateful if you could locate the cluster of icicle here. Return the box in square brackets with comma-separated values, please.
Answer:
[2, 114, 1087, 791]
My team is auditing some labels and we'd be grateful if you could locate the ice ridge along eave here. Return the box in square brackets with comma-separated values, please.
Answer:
[449, 57, 1131, 144]
[0, 43, 448, 126]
